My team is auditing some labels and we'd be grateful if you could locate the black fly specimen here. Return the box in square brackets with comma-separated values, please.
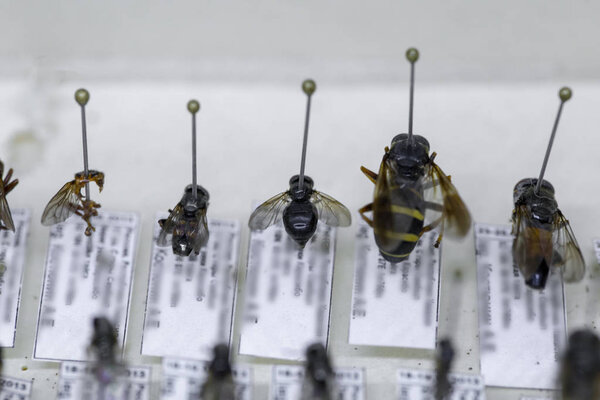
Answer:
[200, 344, 236, 400]
[511, 87, 585, 290]
[248, 80, 351, 247]
[41, 89, 104, 236]
[360, 48, 471, 263]
[435, 338, 455, 400]
[560, 330, 600, 400]
[301, 343, 335, 400]
[0, 161, 18, 231]
[158, 100, 210, 256]
[90, 317, 122, 385]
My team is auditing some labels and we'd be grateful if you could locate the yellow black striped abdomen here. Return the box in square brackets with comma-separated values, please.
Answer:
[373, 183, 425, 263]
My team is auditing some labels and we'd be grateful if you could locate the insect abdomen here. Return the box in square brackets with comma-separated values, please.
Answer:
[374, 186, 425, 263]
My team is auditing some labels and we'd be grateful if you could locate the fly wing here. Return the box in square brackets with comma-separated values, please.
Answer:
[310, 190, 351, 227]
[191, 208, 210, 254]
[552, 210, 585, 283]
[157, 203, 185, 247]
[0, 181, 15, 231]
[41, 181, 81, 226]
[426, 161, 472, 238]
[511, 204, 553, 281]
[248, 191, 292, 230]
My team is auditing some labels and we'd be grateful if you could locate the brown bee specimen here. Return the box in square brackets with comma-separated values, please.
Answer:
[0, 161, 18, 231]
[41, 88, 104, 236]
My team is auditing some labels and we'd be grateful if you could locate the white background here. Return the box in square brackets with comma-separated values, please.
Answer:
[1, 1, 600, 399]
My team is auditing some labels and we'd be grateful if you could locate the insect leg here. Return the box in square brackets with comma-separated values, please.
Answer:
[4, 179, 18, 194]
[359, 203, 374, 227]
[3, 168, 12, 187]
[0, 161, 3, 178]
[420, 217, 445, 247]
[424, 201, 443, 212]
[360, 166, 378, 184]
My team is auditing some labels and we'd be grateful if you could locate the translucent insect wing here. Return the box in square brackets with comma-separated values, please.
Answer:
[248, 191, 292, 230]
[553, 210, 585, 283]
[191, 209, 210, 254]
[41, 182, 81, 226]
[511, 205, 554, 281]
[157, 203, 185, 247]
[311, 190, 351, 227]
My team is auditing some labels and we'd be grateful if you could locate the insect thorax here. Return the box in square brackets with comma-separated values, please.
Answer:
[182, 184, 209, 211]
[513, 178, 558, 227]
[288, 174, 314, 201]
[389, 134, 430, 181]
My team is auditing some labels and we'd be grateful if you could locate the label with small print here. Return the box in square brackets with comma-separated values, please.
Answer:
[34, 211, 140, 361]
[161, 358, 252, 400]
[0, 375, 32, 400]
[56, 362, 150, 400]
[0, 209, 30, 347]
[142, 215, 241, 360]
[349, 222, 440, 349]
[475, 223, 566, 389]
[239, 219, 336, 361]
[397, 368, 485, 400]
[595, 239, 600, 264]
[270, 365, 365, 400]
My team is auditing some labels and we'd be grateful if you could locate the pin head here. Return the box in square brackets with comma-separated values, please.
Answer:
[302, 79, 316, 96]
[406, 48, 419, 64]
[75, 89, 90, 106]
[559, 87, 572, 102]
[187, 100, 200, 114]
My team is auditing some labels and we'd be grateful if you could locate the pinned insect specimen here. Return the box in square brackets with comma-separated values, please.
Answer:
[157, 100, 209, 257]
[560, 329, 600, 400]
[41, 89, 104, 236]
[360, 48, 471, 263]
[511, 87, 585, 290]
[301, 343, 336, 400]
[435, 338, 455, 400]
[90, 317, 123, 386]
[248, 80, 351, 247]
[200, 344, 236, 400]
[0, 161, 18, 231]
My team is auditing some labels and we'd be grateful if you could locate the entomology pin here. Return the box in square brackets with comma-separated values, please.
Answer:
[511, 87, 585, 290]
[359, 48, 471, 263]
[41, 89, 104, 236]
[249, 80, 351, 247]
[157, 99, 210, 256]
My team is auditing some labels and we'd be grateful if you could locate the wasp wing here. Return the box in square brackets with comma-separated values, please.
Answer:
[426, 161, 472, 238]
[311, 190, 351, 227]
[191, 208, 210, 254]
[511, 204, 554, 281]
[0, 181, 15, 231]
[248, 191, 292, 230]
[157, 203, 185, 247]
[41, 181, 81, 226]
[552, 210, 585, 283]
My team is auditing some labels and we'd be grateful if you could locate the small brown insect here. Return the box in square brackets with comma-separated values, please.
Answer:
[41, 88, 104, 236]
[41, 170, 104, 236]
[0, 161, 19, 232]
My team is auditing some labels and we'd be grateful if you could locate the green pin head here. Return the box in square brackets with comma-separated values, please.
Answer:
[74, 88, 90, 106]
[406, 47, 419, 64]
[187, 99, 200, 114]
[302, 79, 316, 96]
[559, 87, 572, 102]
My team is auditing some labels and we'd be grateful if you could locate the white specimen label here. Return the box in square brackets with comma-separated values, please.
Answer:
[161, 358, 252, 400]
[34, 211, 139, 361]
[0, 209, 30, 347]
[270, 365, 365, 400]
[595, 239, 600, 265]
[475, 223, 566, 389]
[56, 362, 150, 400]
[239, 221, 336, 360]
[0, 376, 32, 400]
[142, 216, 241, 360]
[397, 368, 485, 399]
[349, 222, 440, 349]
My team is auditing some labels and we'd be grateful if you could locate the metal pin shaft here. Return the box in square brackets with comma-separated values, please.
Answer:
[191, 111, 198, 200]
[298, 93, 312, 190]
[80, 104, 90, 201]
[408, 61, 415, 145]
[535, 100, 565, 194]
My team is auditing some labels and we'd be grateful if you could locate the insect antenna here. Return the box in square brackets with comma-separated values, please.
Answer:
[187, 100, 200, 200]
[535, 87, 572, 194]
[405, 48, 419, 146]
[298, 79, 316, 192]
[75, 89, 91, 201]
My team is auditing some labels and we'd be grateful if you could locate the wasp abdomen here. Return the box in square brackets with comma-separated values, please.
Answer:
[283, 201, 318, 247]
